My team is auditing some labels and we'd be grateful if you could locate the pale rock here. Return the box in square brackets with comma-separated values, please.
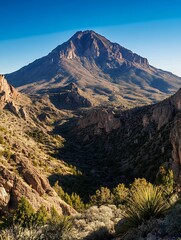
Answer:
[0, 161, 76, 215]
[78, 109, 121, 134]
[0, 186, 10, 210]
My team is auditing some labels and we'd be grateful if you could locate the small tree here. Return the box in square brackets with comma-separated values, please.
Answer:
[53, 181, 65, 198]
[53, 181, 85, 211]
[34, 205, 48, 225]
[70, 193, 85, 211]
[13, 197, 35, 228]
[156, 166, 174, 196]
[112, 183, 129, 206]
[50, 206, 61, 224]
[90, 187, 113, 206]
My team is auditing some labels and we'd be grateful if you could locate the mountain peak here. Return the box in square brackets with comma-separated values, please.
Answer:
[71, 30, 98, 39]
[57, 30, 149, 66]
[6, 31, 181, 107]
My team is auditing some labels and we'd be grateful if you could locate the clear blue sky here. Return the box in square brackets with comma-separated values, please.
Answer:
[1, 0, 181, 76]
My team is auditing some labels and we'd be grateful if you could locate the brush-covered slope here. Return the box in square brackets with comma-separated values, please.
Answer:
[52, 88, 181, 195]
[6, 30, 181, 107]
[0, 76, 76, 215]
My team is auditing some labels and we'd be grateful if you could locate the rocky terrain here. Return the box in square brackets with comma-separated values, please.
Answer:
[0, 30, 181, 240]
[52, 88, 181, 197]
[6, 30, 181, 108]
[0, 76, 76, 215]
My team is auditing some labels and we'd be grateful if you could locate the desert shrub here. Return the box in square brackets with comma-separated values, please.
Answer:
[41, 216, 73, 240]
[26, 129, 46, 144]
[50, 207, 61, 224]
[90, 187, 113, 206]
[34, 205, 48, 226]
[124, 179, 169, 228]
[156, 166, 174, 196]
[112, 183, 129, 206]
[53, 182, 85, 211]
[69, 193, 85, 212]
[0, 225, 38, 240]
[69, 205, 123, 239]
[10, 197, 48, 228]
[54, 181, 65, 198]
[0, 216, 73, 240]
[13, 197, 36, 228]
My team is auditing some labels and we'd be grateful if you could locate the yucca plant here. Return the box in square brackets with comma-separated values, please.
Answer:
[125, 179, 169, 228]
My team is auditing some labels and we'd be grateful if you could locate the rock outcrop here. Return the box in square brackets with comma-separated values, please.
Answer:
[151, 88, 181, 130]
[0, 160, 76, 215]
[0, 75, 27, 119]
[0, 75, 18, 107]
[18, 159, 53, 196]
[49, 83, 92, 109]
[78, 109, 121, 134]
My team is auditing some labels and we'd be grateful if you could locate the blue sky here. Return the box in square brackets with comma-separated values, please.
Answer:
[1, 0, 181, 76]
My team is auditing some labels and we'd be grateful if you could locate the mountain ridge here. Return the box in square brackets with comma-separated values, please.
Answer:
[6, 30, 181, 108]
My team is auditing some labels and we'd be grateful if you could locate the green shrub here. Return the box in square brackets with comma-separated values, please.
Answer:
[50, 207, 61, 224]
[42, 216, 73, 240]
[34, 205, 48, 226]
[0, 217, 73, 240]
[53, 181, 65, 198]
[12, 198, 48, 228]
[112, 183, 129, 206]
[124, 179, 169, 228]
[53, 181, 85, 211]
[70, 193, 85, 212]
[13, 197, 35, 228]
[90, 187, 113, 206]
[156, 166, 174, 196]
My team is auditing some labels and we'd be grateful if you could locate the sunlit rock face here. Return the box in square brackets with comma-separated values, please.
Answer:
[0, 75, 18, 107]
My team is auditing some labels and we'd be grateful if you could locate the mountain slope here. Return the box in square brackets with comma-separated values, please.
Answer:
[51, 88, 181, 196]
[6, 30, 181, 107]
[0, 76, 77, 214]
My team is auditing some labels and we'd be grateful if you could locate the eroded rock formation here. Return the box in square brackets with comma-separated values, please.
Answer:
[0, 160, 76, 215]
[78, 109, 121, 134]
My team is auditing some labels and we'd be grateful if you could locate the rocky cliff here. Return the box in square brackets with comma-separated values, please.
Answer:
[0, 75, 28, 118]
[0, 75, 18, 107]
[0, 159, 76, 214]
[78, 108, 121, 134]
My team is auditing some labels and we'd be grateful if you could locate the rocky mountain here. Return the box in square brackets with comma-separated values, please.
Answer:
[6, 30, 181, 108]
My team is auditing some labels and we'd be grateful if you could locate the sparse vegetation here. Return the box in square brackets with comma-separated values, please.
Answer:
[126, 179, 169, 226]
[54, 181, 85, 211]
